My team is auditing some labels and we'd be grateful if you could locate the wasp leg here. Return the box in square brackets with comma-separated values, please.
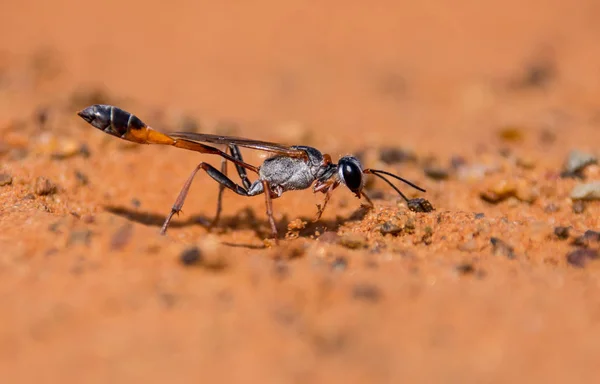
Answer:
[160, 162, 250, 235]
[261, 179, 278, 240]
[210, 144, 255, 230]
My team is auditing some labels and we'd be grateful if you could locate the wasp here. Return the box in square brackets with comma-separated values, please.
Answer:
[78, 104, 426, 239]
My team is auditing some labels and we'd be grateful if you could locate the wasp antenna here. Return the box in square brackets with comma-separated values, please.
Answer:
[365, 169, 426, 193]
[368, 171, 410, 202]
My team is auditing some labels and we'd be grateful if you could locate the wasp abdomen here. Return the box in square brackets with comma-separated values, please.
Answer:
[77, 104, 147, 137]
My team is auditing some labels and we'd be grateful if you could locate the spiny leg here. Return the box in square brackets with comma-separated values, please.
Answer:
[313, 181, 339, 222]
[361, 191, 375, 209]
[160, 162, 250, 235]
[210, 144, 255, 229]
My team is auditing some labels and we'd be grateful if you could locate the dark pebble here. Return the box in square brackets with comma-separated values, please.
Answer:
[572, 200, 586, 214]
[180, 246, 202, 266]
[424, 166, 450, 181]
[455, 262, 476, 275]
[421, 230, 433, 245]
[74, 170, 89, 186]
[407, 198, 434, 213]
[583, 230, 600, 242]
[79, 143, 91, 158]
[571, 230, 600, 248]
[35, 107, 49, 127]
[351, 283, 382, 302]
[0, 173, 13, 187]
[331, 256, 348, 271]
[566, 248, 599, 268]
[513, 59, 556, 89]
[474, 213, 485, 219]
[490, 237, 516, 259]
[379, 147, 417, 164]
[380, 222, 403, 236]
[131, 198, 141, 208]
[554, 226, 570, 240]
[34, 176, 57, 196]
[450, 156, 467, 169]
[560, 150, 597, 179]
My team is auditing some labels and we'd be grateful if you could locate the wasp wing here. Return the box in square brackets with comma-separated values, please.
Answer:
[169, 131, 307, 157]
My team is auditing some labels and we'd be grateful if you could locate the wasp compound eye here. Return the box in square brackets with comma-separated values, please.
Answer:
[339, 157, 363, 192]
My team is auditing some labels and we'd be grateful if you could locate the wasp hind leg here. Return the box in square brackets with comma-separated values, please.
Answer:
[160, 162, 250, 235]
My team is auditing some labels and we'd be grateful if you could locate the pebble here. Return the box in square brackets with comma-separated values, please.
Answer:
[74, 170, 89, 186]
[490, 237, 516, 259]
[456, 164, 498, 182]
[34, 176, 57, 195]
[554, 226, 570, 240]
[450, 156, 467, 169]
[331, 256, 348, 272]
[480, 180, 538, 204]
[351, 283, 382, 302]
[516, 156, 537, 170]
[421, 228, 433, 245]
[0, 173, 12, 186]
[35, 133, 84, 159]
[561, 150, 597, 179]
[318, 231, 340, 244]
[455, 262, 476, 275]
[423, 166, 449, 180]
[379, 221, 403, 236]
[571, 230, 600, 248]
[287, 219, 307, 231]
[572, 200, 586, 214]
[407, 198, 434, 213]
[339, 233, 368, 250]
[544, 203, 560, 213]
[180, 246, 202, 266]
[566, 248, 599, 268]
[379, 147, 417, 164]
[498, 126, 524, 142]
[570, 182, 600, 200]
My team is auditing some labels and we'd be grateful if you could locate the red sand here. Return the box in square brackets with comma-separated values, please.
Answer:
[1, 1, 600, 382]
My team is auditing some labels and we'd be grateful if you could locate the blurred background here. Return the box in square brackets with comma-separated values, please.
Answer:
[3, 0, 600, 153]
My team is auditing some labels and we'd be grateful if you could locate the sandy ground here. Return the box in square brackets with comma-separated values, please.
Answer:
[2, 0, 600, 382]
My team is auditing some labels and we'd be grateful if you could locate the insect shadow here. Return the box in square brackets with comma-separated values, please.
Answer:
[104, 204, 370, 241]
